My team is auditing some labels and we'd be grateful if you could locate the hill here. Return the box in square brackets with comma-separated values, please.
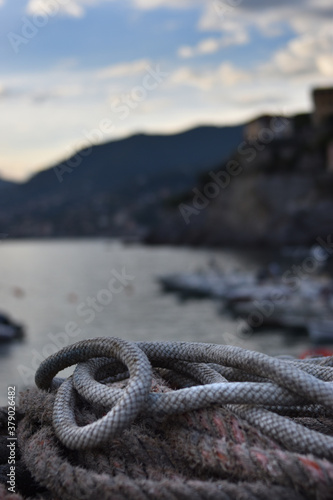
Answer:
[147, 114, 333, 247]
[0, 125, 243, 237]
[0, 178, 17, 190]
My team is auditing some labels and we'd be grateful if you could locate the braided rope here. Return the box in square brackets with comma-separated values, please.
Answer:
[15, 375, 333, 500]
[34, 337, 333, 459]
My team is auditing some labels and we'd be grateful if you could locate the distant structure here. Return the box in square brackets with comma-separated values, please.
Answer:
[327, 140, 333, 172]
[312, 87, 333, 126]
[244, 115, 293, 142]
[312, 87, 333, 172]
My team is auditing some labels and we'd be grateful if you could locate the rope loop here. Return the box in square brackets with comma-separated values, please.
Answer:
[36, 337, 152, 449]
[35, 337, 333, 456]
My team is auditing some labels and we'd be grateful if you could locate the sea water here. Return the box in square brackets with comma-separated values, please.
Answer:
[0, 239, 311, 405]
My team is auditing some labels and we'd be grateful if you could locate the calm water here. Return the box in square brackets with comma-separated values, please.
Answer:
[0, 240, 310, 406]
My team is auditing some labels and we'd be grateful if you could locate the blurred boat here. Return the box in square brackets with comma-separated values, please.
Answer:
[157, 271, 256, 299]
[225, 277, 328, 305]
[281, 245, 329, 263]
[229, 292, 333, 331]
[0, 312, 24, 341]
[225, 283, 291, 304]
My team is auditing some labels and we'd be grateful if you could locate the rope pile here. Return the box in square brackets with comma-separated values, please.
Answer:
[1, 336, 333, 499]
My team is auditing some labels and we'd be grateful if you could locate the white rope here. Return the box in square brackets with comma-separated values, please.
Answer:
[35, 337, 333, 456]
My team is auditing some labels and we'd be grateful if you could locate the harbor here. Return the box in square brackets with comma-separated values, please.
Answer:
[2, 240, 333, 403]
[1, 0, 333, 497]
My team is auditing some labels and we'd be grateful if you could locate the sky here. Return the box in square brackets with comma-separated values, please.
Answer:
[0, 0, 332, 182]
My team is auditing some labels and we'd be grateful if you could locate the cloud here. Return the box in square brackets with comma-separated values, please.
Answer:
[25, 0, 196, 18]
[32, 84, 84, 103]
[235, 93, 286, 107]
[97, 59, 151, 79]
[131, 0, 196, 8]
[26, 0, 85, 17]
[0, 66, 101, 105]
[169, 62, 250, 90]
[216, 62, 250, 86]
[0, 57, 162, 109]
[178, 38, 220, 59]
[130, 97, 171, 114]
[170, 67, 212, 90]
[24, 0, 333, 29]
[178, 31, 248, 58]
[261, 27, 333, 79]
[26, 0, 127, 18]
[2, 0, 332, 184]
[198, 0, 333, 43]
[317, 54, 333, 77]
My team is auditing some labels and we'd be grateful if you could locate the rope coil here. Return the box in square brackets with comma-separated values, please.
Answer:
[35, 337, 333, 458]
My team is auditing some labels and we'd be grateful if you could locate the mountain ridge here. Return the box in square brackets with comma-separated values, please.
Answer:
[0, 124, 243, 237]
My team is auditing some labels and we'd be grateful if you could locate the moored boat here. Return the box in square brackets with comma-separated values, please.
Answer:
[157, 271, 256, 299]
[0, 312, 24, 341]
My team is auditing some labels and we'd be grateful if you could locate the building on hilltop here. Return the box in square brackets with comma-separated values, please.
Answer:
[244, 115, 293, 142]
[312, 87, 333, 126]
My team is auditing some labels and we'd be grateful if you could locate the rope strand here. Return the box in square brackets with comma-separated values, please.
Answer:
[1, 337, 333, 499]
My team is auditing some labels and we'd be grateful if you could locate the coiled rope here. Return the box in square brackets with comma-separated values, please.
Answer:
[34, 337, 333, 459]
[1, 336, 333, 499]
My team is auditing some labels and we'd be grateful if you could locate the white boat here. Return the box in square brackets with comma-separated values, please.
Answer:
[230, 295, 333, 330]
[157, 271, 256, 299]
[225, 277, 329, 305]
